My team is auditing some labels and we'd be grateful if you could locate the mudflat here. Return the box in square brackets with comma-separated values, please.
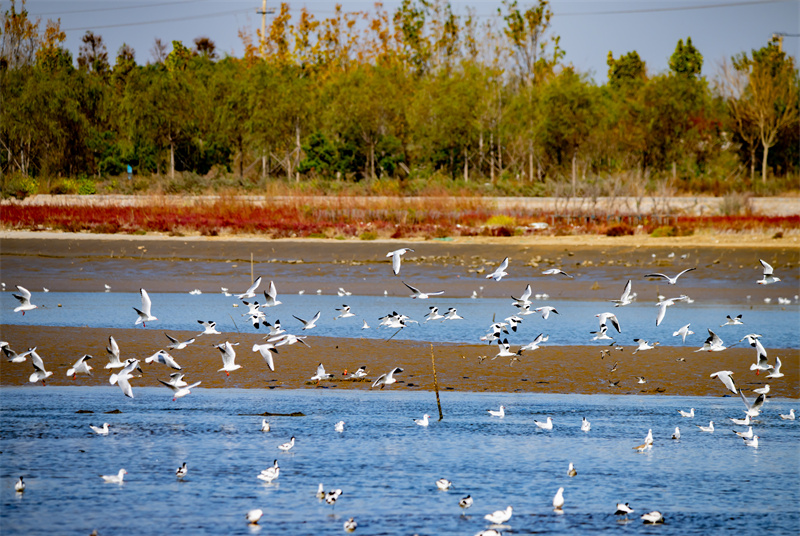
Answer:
[1, 232, 797, 398]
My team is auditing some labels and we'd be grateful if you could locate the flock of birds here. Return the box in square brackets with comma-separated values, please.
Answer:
[4, 248, 796, 533]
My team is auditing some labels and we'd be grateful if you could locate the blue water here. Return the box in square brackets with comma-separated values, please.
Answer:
[1, 388, 798, 535]
[1, 291, 797, 348]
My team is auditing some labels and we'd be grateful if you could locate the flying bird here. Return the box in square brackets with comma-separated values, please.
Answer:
[216, 341, 241, 376]
[403, 281, 444, 299]
[133, 288, 157, 327]
[672, 323, 694, 342]
[12, 285, 37, 315]
[262, 280, 282, 307]
[67, 354, 93, 378]
[371, 367, 403, 389]
[158, 378, 201, 401]
[611, 280, 634, 307]
[757, 259, 780, 284]
[293, 311, 321, 330]
[542, 268, 573, 278]
[387, 247, 414, 276]
[235, 276, 262, 299]
[710, 370, 737, 394]
[485, 257, 509, 281]
[197, 320, 221, 335]
[644, 267, 696, 284]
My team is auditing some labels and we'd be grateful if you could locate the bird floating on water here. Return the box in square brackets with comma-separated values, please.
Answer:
[90, 423, 109, 435]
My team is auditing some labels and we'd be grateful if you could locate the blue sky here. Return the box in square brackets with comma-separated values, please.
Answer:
[21, 0, 799, 82]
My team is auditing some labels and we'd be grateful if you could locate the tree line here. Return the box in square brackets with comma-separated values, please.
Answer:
[1, 0, 797, 197]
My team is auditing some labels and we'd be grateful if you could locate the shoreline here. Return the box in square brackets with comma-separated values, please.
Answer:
[1, 325, 797, 398]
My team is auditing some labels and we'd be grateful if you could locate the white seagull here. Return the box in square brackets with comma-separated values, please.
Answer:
[742, 435, 759, 448]
[12, 285, 37, 315]
[766, 356, 784, 378]
[67, 354, 93, 378]
[435, 478, 451, 490]
[246, 509, 263, 524]
[696, 329, 726, 352]
[739, 390, 766, 417]
[197, 320, 221, 335]
[372, 366, 403, 389]
[343, 517, 358, 532]
[672, 427, 681, 440]
[403, 281, 444, 299]
[678, 408, 694, 418]
[734, 427, 754, 439]
[165, 333, 195, 350]
[511, 284, 533, 308]
[591, 325, 614, 341]
[611, 280, 634, 307]
[488, 405, 505, 418]
[520, 333, 546, 351]
[730, 414, 751, 426]
[310, 363, 334, 383]
[749, 341, 771, 375]
[100, 469, 127, 484]
[387, 247, 414, 276]
[335, 305, 356, 319]
[459, 495, 473, 509]
[270, 333, 310, 347]
[757, 259, 780, 285]
[167, 372, 188, 388]
[672, 323, 694, 342]
[644, 267, 696, 284]
[133, 288, 157, 327]
[779, 409, 795, 420]
[262, 319, 285, 338]
[484, 505, 513, 525]
[28, 349, 53, 385]
[697, 421, 714, 433]
[15, 476, 25, 493]
[235, 276, 262, 299]
[414, 414, 430, 427]
[534, 417, 553, 430]
[655, 295, 688, 326]
[105, 336, 123, 368]
[581, 417, 591, 432]
[596, 312, 621, 333]
[158, 378, 201, 401]
[3, 345, 33, 364]
[542, 268, 573, 278]
[485, 257, 509, 281]
[350, 365, 368, 378]
[145, 350, 182, 370]
[553, 487, 565, 510]
[753, 384, 770, 395]
[90, 423, 110, 435]
[535, 306, 559, 320]
[262, 280, 282, 307]
[261, 419, 270, 431]
[710, 370, 737, 394]
[632, 339, 658, 354]
[293, 311, 321, 330]
[216, 341, 241, 376]
[334, 421, 344, 433]
[641, 511, 664, 524]
[252, 343, 278, 371]
[109, 358, 142, 398]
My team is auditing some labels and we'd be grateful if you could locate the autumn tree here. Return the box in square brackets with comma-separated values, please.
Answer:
[77, 31, 109, 75]
[729, 39, 799, 184]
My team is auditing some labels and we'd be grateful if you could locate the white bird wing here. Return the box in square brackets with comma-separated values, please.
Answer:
[520, 284, 532, 301]
[242, 276, 262, 296]
[676, 267, 696, 279]
[158, 378, 180, 392]
[371, 373, 387, 388]
[644, 272, 669, 281]
[107, 336, 120, 358]
[30, 350, 46, 372]
[117, 374, 134, 398]
[392, 252, 402, 275]
[656, 302, 668, 326]
[499, 257, 509, 271]
[165, 333, 179, 344]
[759, 259, 773, 275]
[403, 281, 421, 296]
[15, 285, 32, 301]
[220, 342, 236, 367]
[140, 288, 152, 316]
[310, 311, 321, 325]
[316, 363, 327, 377]
[620, 280, 632, 301]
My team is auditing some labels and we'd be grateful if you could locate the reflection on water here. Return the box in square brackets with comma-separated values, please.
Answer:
[1, 387, 798, 535]
[1, 292, 798, 348]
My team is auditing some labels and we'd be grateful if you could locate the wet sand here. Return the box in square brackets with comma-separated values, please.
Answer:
[1, 232, 798, 398]
[1, 325, 796, 398]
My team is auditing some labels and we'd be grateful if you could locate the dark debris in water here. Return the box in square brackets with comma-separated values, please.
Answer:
[75, 409, 94, 413]
[104, 409, 123, 414]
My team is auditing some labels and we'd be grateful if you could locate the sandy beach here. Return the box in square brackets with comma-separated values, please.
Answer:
[1, 231, 797, 398]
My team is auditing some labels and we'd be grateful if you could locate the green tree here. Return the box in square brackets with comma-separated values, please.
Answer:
[669, 37, 702, 77]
